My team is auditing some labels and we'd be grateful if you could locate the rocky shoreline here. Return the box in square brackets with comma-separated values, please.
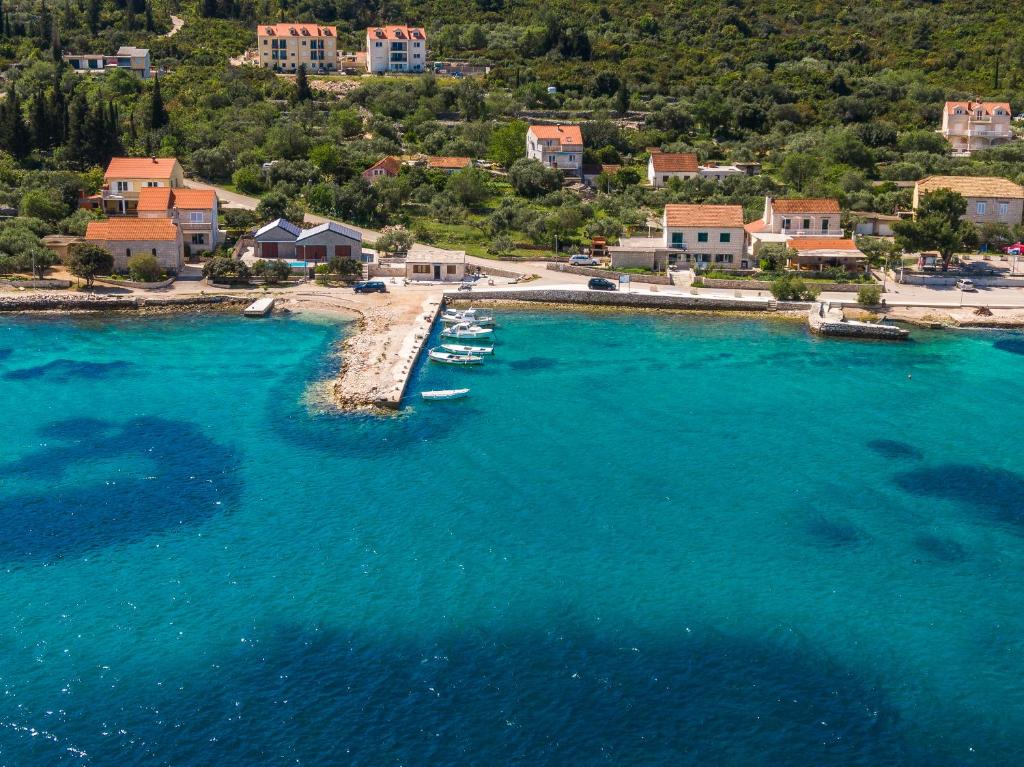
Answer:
[0, 293, 253, 314]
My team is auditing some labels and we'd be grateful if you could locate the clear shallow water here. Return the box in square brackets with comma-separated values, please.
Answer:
[1, 310, 1023, 765]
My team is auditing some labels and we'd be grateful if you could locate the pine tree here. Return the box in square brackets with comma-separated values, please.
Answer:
[149, 73, 168, 129]
[293, 63, 311, 102]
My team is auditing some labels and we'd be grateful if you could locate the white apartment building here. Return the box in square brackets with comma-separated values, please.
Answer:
[366, 26, 427, 74]
[941, 101, 1013, 156]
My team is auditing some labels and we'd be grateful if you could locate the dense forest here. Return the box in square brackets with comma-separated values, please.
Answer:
[0, 0, 1022, 270]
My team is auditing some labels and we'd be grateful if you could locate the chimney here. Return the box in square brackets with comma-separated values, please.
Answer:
[151, 156, 157, 162]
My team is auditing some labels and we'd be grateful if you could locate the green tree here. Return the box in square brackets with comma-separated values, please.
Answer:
[294, 65, 312, 103]
[615, 82, 630, 116]
[256, 191, 289, 220]
[780, 153, 819, 192]
[127, 253, 163, 282]
[893, 189, 973, 271]
[508, 158, 561, 197]
[203, 256, 251, 284]
[446, 167, 489, 209]
[67, 243, 113, 287]
[252, 258, 291, 284]
[488, 120, 528, 169]
[374, 225, 414, 255]
[150, 75, 168, 130]
[20, 188, 68, 221]
[327, 255, 363, 279]
[770, 274, 819, 301]
[232, 165, 264, 194]
[857, 284, 882, 306]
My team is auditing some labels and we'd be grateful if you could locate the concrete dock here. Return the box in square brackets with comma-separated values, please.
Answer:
[244, 296, 275, 317]
[808, 302, 909, 339]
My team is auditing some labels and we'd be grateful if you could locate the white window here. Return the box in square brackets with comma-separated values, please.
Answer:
[977, 202, 987, 215]
[999, 202, 1009, 217]
[189, 211, 203, 223]
[115, 181, 130, 192]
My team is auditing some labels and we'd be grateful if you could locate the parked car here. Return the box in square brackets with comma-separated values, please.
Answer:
[353, 280, 387, 294]
[588, 277, 617, 291]
[568, 254, 599, 266]
[955, 278, 976, 291]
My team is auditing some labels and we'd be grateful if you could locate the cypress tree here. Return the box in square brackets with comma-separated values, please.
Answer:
[149, 73, 167, 129]
[294, 63, 311, 102]
[39, 0, 51, 45]
[3, 87, 31, 159]
[144, 1, 153, 31]
[65, 92, 87, 162]
[47, 65, 66, 145]
[201, 0, 217, 18]
[86, 0, 99, 34]
[30, 93, 48, 149]
[0, 0, 5, 37]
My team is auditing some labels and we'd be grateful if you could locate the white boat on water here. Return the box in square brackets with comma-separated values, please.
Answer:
[428, 349, 484, 365]
[421, 388, 470, 400]
[440, 323, 494, 340]
[441, 343, 494, 355]
[441, 313, 495, 327]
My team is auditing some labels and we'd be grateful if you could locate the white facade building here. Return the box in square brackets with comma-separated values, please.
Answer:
[366, 26, 427, 74]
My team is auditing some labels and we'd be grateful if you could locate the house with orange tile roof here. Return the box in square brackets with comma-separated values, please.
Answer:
[84, 218, 183, 272]
[257, 23, 337, 73]
[744, 197, 843, 255]
[426, 156, 473, 173]
[361, 156, 402, 183]
[647, 152, 698, 187]
[134, 186, 220, 255]
[526, 125, 584, 177]
[662, 204, 748, 269]
[366, 25, 427, 74]
[941, 101, 1013, 156]
[101, 157, 185, 214]
[785, 238, 866, 273]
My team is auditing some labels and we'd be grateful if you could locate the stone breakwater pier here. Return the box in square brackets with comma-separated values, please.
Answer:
[808, 302, 909, 340]
[0, 293, 251, 312]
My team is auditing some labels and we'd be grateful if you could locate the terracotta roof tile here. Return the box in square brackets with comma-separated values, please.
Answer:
[664, 204, 745, 228]
[916, 175, 1024, 199]
[945, 101, 1011, 115]
[366, 25, 425, 41]
[104, 157, 180, 180]
[771, 198, 840, 214]
[650, 153, 698, 173]
[86, 219, 180, 241]
[136, 187, 174, 212]
[365, 156, 402, 175]
[171, 189, 217, 209]
[259, 23, 336, 37]
[528, 124, 584, 147]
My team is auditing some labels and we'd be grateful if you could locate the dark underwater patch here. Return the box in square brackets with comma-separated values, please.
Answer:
[0, 347, 13, 360]
[507, 356, 558, 371]
[0, 625, 928, 766]
[993, 338, 1024, 356]
[913, 534, 967, 563]
[893, 464, 1024, 528]
[805, 516, 869, 547]
[0, 416, 241, 561]
[867, 439, 924, 461]
[3, 358, 131, 381]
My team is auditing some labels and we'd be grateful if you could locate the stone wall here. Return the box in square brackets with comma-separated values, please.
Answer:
[368, 264, 404, 278]
[698, 277, 864, 293]
[446, 288, 809, 312]
[545, 262, 672, 285]
[92, 276, 176, 290]
[467, 264, 524, 279]
[897, 273, 1024, 288]
[0, 294, 249, 312]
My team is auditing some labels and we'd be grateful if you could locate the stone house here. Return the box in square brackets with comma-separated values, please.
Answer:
[405, 250, 466, 281]
[912, 176, 1024, 227]
[663, 204, 749, 269]
[84, 219, 183, 272]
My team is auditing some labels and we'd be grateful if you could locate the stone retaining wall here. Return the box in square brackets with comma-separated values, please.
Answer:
[545, 263, 672, 285]
[897, 273, 1024, 288]
[468, 264, 524, 279]
[447, 289, 809, 312]
[0, 278, 72, 289]
[368, 264, 405, 278]
[698, 277, 863, 293]
[0, 294, 250, 312]
[93, 276, 176, 290]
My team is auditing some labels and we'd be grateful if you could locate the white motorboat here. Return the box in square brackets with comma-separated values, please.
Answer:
[440, 323, 494, 340]
[421, 388, 470, 400]
[441, 312, 495, 326]
[441, 343, 494, 355]
[428, 349, 484, 365]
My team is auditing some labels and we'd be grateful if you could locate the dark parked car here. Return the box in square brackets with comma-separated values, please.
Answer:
[588, 277, 617, 291]
[353, 280, 387, 294]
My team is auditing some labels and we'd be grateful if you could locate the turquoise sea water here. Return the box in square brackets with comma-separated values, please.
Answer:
[1, 310, 1023, 765]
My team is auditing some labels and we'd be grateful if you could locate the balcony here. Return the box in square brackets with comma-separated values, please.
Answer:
[781, 228, 844, 237]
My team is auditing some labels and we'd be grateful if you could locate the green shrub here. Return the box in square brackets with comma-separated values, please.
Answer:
[770, 274, 820, 301]
[127, 254, 163, 282]
[857, 284, 882, 305]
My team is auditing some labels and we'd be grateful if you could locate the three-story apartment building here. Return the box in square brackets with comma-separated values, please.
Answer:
[526, 125, 584, 178]
[257, 23, 337, 73]
[366, 26, 427, 74]
[941, 101, 1013, 156]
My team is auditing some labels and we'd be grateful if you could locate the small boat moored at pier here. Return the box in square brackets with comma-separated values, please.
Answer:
[428, 349, 484, 365]
[441, 323, 494, 340]
[441, 343, 494, 355]
[421, 388, 470, 400]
